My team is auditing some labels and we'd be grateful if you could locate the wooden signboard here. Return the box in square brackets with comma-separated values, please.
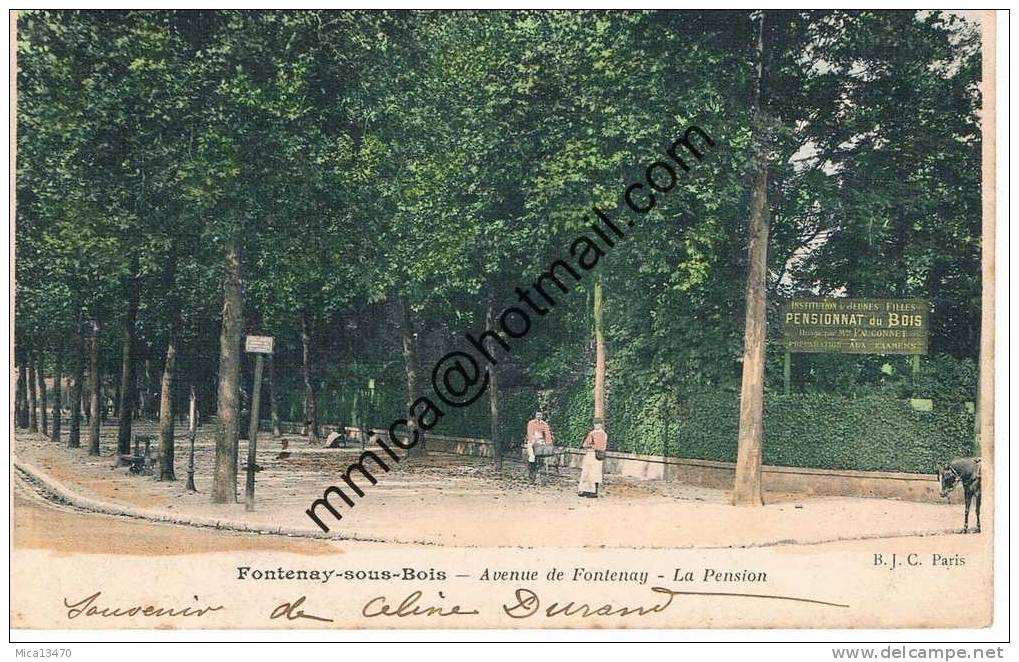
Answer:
[245, 335, 275, 354]
[782, 298, 929, 355]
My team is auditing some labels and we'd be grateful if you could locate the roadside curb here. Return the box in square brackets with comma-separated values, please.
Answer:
[13, 452, 963, 551]
[12, 455, 390, 544]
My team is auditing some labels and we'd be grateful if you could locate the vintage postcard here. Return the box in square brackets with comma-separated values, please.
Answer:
[9, 8, 1000, 636]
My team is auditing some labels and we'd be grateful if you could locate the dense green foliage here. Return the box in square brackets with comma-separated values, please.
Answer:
[365, 353, 975, 473]
[596, 386, 975, 474]
[15, 10, 983, 475]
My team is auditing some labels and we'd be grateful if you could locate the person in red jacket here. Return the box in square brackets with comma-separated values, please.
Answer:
[578, 420, 607, 497]
[523, 411, 554, 483]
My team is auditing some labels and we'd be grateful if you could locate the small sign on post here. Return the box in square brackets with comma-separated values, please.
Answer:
[244, 335, 274, 511]
[245, 335, 275, 354]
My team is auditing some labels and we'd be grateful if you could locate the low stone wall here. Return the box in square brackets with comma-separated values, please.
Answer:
[408, 431, 950, 504]
[268, 421, 951, 504]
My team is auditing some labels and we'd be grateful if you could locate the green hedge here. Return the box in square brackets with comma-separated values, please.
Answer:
[294, 368, 975, 475]
[538, 363, 977, 474]
[670, 390, 975, 474]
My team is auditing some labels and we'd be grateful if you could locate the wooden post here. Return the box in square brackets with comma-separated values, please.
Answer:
[783, 351, 791, 396]
[186, 386, 198, 492]
[245, 353, 265, 512]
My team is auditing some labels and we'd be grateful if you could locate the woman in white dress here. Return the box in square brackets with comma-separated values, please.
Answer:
[578, 421, 607, 497]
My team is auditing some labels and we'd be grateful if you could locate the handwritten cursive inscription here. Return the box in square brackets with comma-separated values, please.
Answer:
[362, 591, 480, 618]
[502, 586, 848, 619]
[503, 587, 676, 619]
[63, 591, 224, 620]
[270, 595, 334, 623]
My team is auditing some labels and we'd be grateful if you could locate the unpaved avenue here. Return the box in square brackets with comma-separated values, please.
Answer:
[13, 472, 337, 556]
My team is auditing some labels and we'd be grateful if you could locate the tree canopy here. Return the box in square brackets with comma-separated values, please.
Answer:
[15, 10, 983, 486]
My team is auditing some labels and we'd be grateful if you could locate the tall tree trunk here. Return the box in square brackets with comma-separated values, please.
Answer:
[102, 378, 110, 422]
[36, 353, 48, 435]
[300, 311, 320, 444]
[593, 275, 606, 424]
[27, 356, 38, 433]
[186, 385, 198, 492]
[68, 321, 84, 448]
[116, 273, 140, 455]
[157, 327, 178, 481]
[268, 354, 281, 438]
[88, 320, 101, 455]
[400, 297, 424, 456]
[51, 352, 63, 443]
[732, 10, 770, 507]
[157, 256, 180, 481]
[486, 293, 501, 469]
[15, 358, 28, 428]
[212, 238, 243, 503]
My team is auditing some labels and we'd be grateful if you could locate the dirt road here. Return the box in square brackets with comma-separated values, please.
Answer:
[15, 426, 967, 549]
[12, 473, 337, 556]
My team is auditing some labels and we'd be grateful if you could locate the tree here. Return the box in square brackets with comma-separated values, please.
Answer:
[36, 352, 48, 435]
[593, 275, 606, 425]
[67, 321, 84, 448]
[732, 12, 770, 506]
[15, 10, 983, 495]
[156, 279, 180, 481]
[87, 320, 101, 455]
[115, 265, 140, 455]
[27, 356, 38, 433]
[15, 353, 28, 428]
[50, 351, 62, 442]
[212, 237, 243, 502]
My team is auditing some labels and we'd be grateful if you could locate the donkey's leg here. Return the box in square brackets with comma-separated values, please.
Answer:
[963, 489, 972, 533]
[975, 490, 981, 533]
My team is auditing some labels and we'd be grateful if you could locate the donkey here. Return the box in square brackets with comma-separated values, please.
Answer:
[938, 457, 981, 533]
